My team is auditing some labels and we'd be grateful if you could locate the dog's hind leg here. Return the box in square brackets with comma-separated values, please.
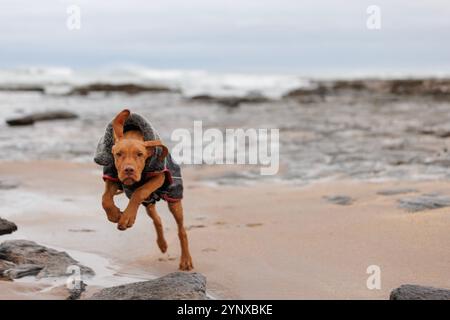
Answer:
[168, 201, 193, 271]
[145, 204, 168, 253]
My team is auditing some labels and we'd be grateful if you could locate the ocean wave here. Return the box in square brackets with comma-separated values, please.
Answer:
[0, 66, 309, 98]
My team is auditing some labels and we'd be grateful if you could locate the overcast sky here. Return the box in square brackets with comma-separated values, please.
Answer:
[1, 0, 449, 75]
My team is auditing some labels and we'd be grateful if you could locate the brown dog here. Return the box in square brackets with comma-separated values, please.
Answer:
[101, 109, 193, 271]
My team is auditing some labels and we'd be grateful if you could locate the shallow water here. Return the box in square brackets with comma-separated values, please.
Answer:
[1, 87, 450, 184]
[13, 245, 150, 290]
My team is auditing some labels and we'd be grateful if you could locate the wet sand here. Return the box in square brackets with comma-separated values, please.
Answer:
[1, 160, 450, 299]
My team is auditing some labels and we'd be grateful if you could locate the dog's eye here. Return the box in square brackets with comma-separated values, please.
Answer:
[115, 152, 122, 157]
[137, 152, 144, 157]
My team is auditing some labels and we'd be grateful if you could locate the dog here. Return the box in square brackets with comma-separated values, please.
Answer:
[94, 109, 193, 271]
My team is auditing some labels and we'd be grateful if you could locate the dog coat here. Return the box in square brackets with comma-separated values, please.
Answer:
[94, 113, 183, 206]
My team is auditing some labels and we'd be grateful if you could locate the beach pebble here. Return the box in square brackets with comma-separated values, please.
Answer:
[390, 284, 450, 300]
[0, 218, 17, 236]
[0, 240, 94, 278]
[398, 194, 450, 212]
[90, 272, 207, 300]
[323, 195, 354, 206]
[376, 188, 418, 196]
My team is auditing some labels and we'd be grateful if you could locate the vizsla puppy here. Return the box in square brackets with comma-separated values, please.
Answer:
[97, 109, 193, 271]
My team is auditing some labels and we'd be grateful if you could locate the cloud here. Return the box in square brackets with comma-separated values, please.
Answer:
[0, 0, 449, 73]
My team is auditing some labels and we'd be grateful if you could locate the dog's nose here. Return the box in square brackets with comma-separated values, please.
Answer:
[124, 166, 135, 175]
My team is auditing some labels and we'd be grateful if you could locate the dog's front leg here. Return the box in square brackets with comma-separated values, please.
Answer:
[102, 180, 122, 223]
[117, 173, 165, 231]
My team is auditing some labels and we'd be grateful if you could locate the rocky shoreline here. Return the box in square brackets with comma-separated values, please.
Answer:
[2, 77, 450, 101]
[1, 218, 448, 299]
[0, 217, 208, 299]
[1, 77, 450, 299]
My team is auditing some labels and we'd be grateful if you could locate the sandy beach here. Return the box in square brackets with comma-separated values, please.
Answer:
[1, 160, 449, 299]
[2, 0, 450, 302]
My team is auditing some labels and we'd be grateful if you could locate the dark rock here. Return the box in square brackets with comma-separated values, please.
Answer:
[390, 284, 450, 300]
[0, 240, 94, 278]
[189, 94, 270, 107]
[68, 83, 175, 96]
[0, 180, 20, 190]
[0, 259, 16, 272]
[388, 79, 425, 95]
[385, 79, 450, 96]
[398, 194, 450, 212]
[6, 117, 34, 126]
[0, 218, 17, 235]
[414, 127, 450, 138]
[283, 78, 450, 100]
[3, 264, 44, 279]
[282, 85, 328, 103]
[323, 195, 354, 206]
[90, 272, 207, 300]
[331, 80, 368, 92]
[0, 259, 16, 280]
[6, 110, 78, 126]
[0, 86, 45, 93]
[377, 188, 418, 196]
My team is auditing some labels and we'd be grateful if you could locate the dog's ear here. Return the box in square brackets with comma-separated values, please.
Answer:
[144, 140, 168, 161]
[112, 109, 130, 142]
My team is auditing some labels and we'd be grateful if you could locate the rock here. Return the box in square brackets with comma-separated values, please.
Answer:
[0, 180, 20, 190]
[283, 85, 328, 97]
[398, 194, 450, 212]
[386, 79, 450, 96]
[5, 117, 34, 126]
[0, 259, 16, 280]
[0, 240, 94, 278]
[0, 86, 45, 93]
[0, 259, 44, 281]
[6, 110, 78, 126]
[283, 78, 450, 100]
[3, 264, 44, 279]
[323, 195, 354, 206]
[282, 86, 328, 103]
[0, 218, 17, 235]
[68, 83, 175, 96]
[390, 284, 450, 300]
[377, 188, 418, 196]
[331, 80, 368, 92]
[387, 80, 425, 95]
[189, 94, 270, 107]
[0, 259, 15, 272]
[90, 272, 207, 300]
[414, 127, 450, 138]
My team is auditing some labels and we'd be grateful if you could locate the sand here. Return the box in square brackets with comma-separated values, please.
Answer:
[0, 160, 449, 299]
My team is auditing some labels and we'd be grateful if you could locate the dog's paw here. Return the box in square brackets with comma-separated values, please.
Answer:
[106, 207, 122, 223]
[157, 237, 168, 253]
[179, 255, 194, 271]
[117, 213, 136, 230]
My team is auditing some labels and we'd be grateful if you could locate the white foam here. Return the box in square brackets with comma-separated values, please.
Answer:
[0, 66, 309, 98]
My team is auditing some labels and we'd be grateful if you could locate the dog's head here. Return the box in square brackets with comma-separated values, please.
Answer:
[111, 109, 168, 185]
